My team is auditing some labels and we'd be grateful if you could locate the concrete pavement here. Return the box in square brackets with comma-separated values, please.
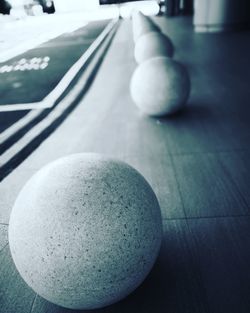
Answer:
[1, 16, 250, 313]
[0, 20, 109, 109]
[0, 9, 120, 62]
[0, 19, 119, 181]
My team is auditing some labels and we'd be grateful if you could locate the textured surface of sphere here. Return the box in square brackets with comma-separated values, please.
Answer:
[134, 31, 174, 64]
[9, 154, 163, 310]
[130, 57, 190, 116]
[132, 11, 161, 42]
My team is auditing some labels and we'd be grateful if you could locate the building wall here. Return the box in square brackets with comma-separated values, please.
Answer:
[194, 0, 250, 32]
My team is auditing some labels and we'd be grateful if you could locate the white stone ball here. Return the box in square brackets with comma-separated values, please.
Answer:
[8, 153, 163, 310]
[132, 11, 161, 42]
[134, 31, 174, 64]
[130, 57, 191, 116]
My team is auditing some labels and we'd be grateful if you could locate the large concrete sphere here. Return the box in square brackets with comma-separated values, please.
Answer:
[132, 11, 161, 42]
[9, 154, 163, 310]
[134, 31, 174, 64]
[130, 57, 190, 116]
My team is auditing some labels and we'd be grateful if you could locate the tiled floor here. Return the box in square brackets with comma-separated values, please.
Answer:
[0, 17, 250, 313]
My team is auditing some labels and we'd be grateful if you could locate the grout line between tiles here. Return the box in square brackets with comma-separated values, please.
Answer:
[162, 214, 250, 221]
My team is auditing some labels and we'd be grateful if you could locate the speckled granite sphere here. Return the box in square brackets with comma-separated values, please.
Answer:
[9, 154, 163, 310]
[132, 11, 161, 42]
[130, 57, 190, 116]
[134, 31, 174, 64]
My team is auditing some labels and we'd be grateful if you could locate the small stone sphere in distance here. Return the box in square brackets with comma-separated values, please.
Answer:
[134, 31, 174, 64]
[132, 11, 161, 42]
[8, 153, 163, 310]
[130, 57, 190, 116]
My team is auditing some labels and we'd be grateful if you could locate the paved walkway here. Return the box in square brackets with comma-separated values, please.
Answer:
[0, 20, 109, 107]
[0, 16, 250, 313]
[0, 18, 118, 181]
[0, 13, 88, 63]
[0, 9, 119, 63]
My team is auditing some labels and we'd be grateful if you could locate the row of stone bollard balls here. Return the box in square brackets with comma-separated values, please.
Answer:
[8, 16, 167, 310]
[130, 11, 191, 117]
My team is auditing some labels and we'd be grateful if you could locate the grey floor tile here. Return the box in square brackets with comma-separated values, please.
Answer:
[218, 150, 250, 208]
[159, 104, 234, 154]
[124, 154, 184, 219]
[187, 216, 250, 313]
[0, 224, 8, 252]
[0, 245, 35, 313]
[172, 153, 249, 217]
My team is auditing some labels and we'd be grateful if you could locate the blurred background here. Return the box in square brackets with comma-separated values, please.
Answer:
[0, 0, 188, 62]
[0, 0, 192, 17]
[1, 0, 250, 66]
